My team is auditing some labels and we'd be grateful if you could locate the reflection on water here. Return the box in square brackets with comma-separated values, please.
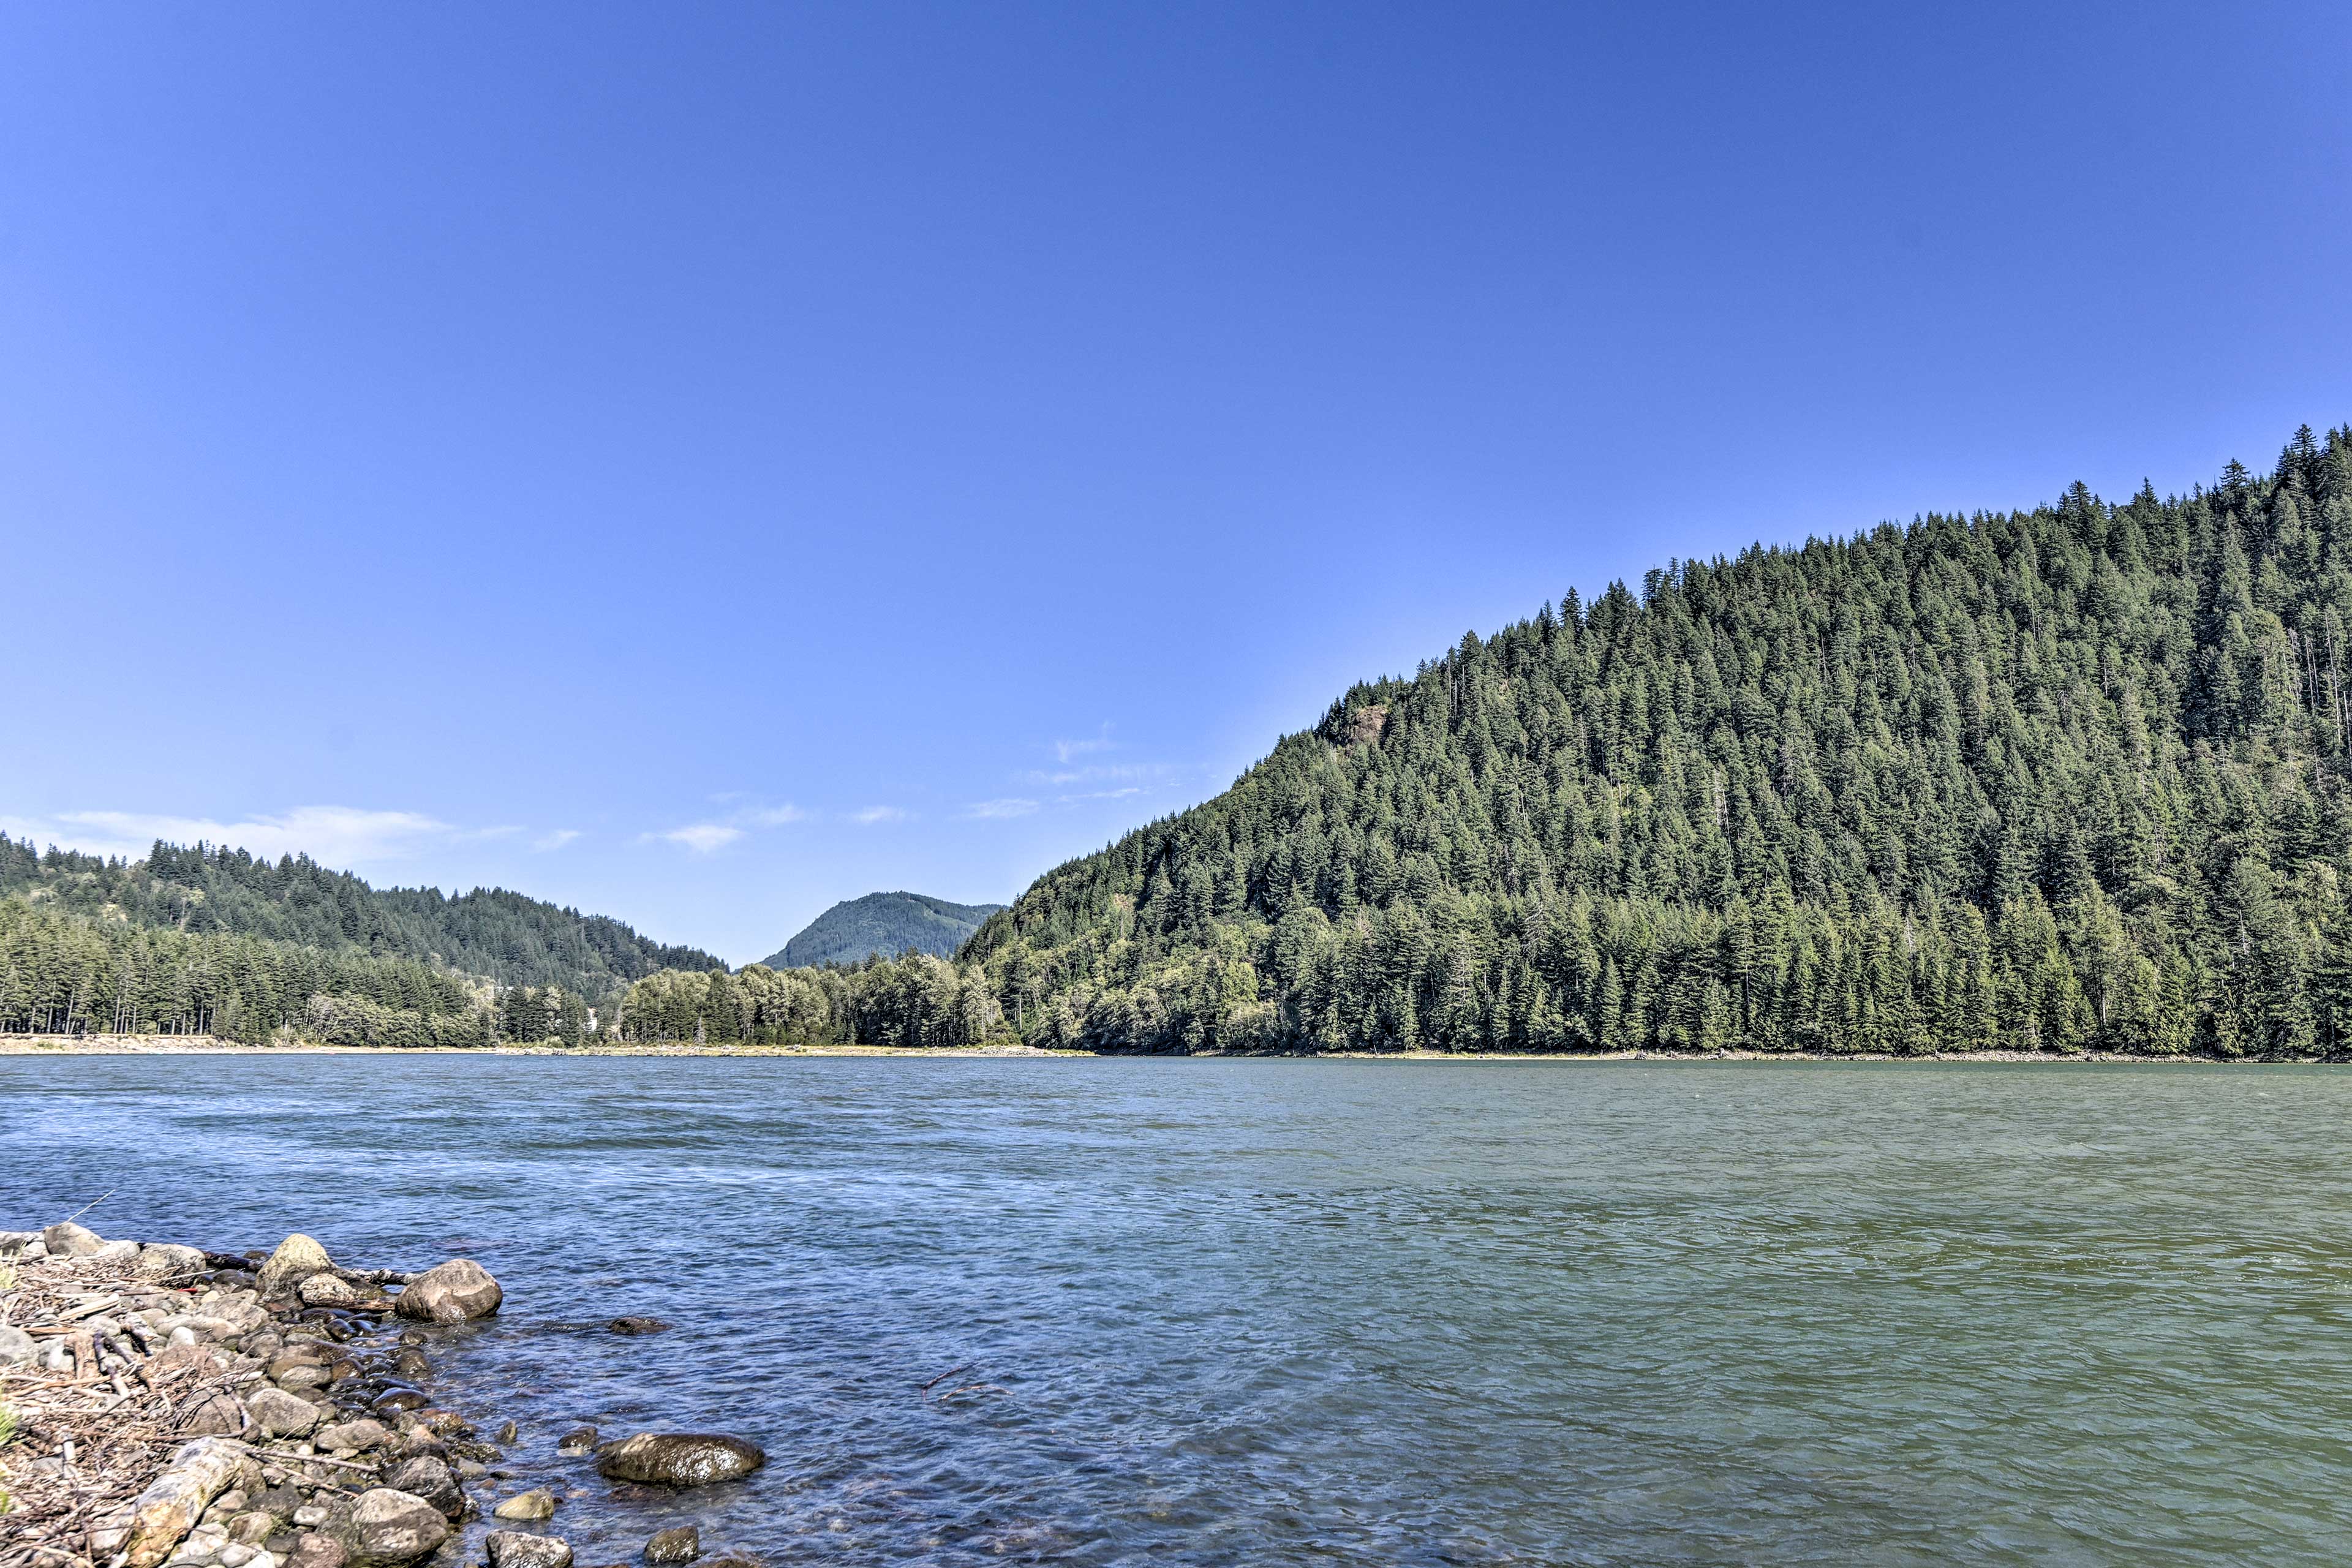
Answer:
[6, 1056, 2351, 1565]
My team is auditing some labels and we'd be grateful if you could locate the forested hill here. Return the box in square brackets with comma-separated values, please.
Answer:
[0, 837, 723, 996]
[961, 423, 2352, 1058]
[761, 891, 1005, 969]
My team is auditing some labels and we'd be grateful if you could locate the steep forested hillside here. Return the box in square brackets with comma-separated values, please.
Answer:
[0, 837, 723, 1041]
[947, 424, 2352, 1057]
[761, 891, 1005, 969]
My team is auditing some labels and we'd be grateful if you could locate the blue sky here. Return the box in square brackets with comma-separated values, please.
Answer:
[4, 2, 2347, 963]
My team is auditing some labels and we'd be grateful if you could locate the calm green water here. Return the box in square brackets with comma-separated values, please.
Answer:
[6, 1057, 2351, 1565]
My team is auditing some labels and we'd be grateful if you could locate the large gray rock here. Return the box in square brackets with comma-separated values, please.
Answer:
[348, 1488, 449, 1564]
[393, 1259, 501, 1322]
[133, 1243, 210, 1280]
[593, 1433, 766, 1487]
[257, 1234, 335, 1298]
[0, 1325, 36, 1366]
[486, 1532, 573, 1568]
[90, 1238, 142, 1264]
[43, 1220, 104, 1257]
[245, 1385, 325, 1439]
[379, 1457, 463, 1520]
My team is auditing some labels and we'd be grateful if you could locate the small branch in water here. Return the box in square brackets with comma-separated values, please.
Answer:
[919, 1363, 971, 1391]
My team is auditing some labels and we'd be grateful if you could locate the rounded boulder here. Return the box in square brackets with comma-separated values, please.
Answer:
[349, 1488, 450, 1564]
[132, 1243, 209, 1280]
[42, 1220, 104, 1257]
[257, 1234, 336, 1298]
[486, 1532, 573, 1568]
[594, 1433, 766, 1488]
[394, 1259, 502, 1322]
[246, 1385, 325, 1438]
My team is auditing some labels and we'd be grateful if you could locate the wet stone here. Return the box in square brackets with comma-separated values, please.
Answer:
[593, 1434, 765, 1488]
[642, 1526, 698, 1564]
[555, 1427, 598, 1455]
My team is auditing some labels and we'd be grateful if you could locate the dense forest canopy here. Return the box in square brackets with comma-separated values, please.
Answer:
[932, 423, 2352, 1057]
[0, 837, 722, 1042]
[761, 891, 1006, 970]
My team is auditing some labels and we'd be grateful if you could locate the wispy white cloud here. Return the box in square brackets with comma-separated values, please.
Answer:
[0, 806, 464, 869]
[851, 805, 908, 825]
[641, 801, 805, 853]
[1020, 762, 1159, 788]
[1053, 725, 1117, 765]
[653, 822, 744, 853]
[1058, 787, 1142, 803]
[966, 797, 1039, 819]
[532, 829, 582, 851]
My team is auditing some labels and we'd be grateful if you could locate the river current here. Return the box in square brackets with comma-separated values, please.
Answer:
[6, 1055, 2350, 1566]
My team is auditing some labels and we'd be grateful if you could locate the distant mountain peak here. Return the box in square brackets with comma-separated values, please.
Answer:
[760, 890, 1005, 970]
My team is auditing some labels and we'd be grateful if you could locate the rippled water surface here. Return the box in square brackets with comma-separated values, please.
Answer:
[8, 1056, 2352, 1565]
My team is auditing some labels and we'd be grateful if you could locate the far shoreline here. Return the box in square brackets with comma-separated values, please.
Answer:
[0, 1033, 2326, 1065]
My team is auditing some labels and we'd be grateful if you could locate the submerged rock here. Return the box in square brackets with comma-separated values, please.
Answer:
[608, 1317, 673, 1336]
[643, 1525, 699, 1564]
[393, 1259, 502, 1322]
[594, 1433, 766, 1487]
[348, 1488, 449, 1563]
[486, 1532, 574, 1568]
[556, 1426, 598, 1454]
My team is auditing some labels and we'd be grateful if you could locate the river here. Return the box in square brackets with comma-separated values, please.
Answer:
[6, 1055, 2349, 1565]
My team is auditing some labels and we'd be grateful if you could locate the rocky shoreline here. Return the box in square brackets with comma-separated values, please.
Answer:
[0, 1225, 764, 1568]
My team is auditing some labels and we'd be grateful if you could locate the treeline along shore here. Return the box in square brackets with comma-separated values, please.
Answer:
[0, 1224, 766, 1568]
[12, 424, 2352, 1060]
